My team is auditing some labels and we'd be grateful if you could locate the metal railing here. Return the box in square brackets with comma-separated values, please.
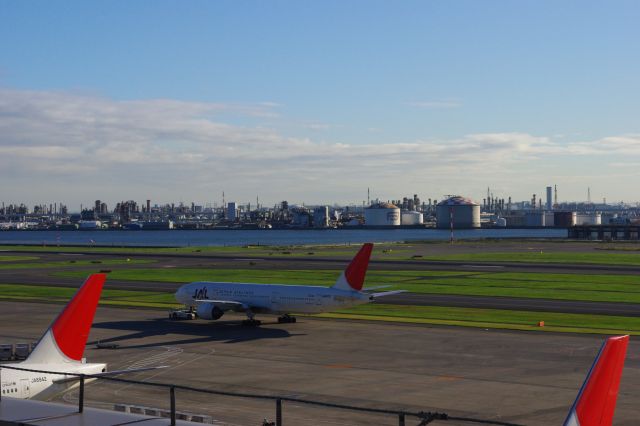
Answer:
[0, 365, 524, 426]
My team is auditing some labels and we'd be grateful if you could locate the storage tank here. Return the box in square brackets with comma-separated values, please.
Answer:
[436, 196, 480, 229]
[78, 220, 101, 230]
[525, 212, 545, 227]
[554, 211, 577, 227]
[575, 213, 602, 226]
[544, 212, 555, 227]
[495, 217, 507, 227]
[365, 202, 400, 226]
[505, 215, 526, 227]
[313, 206, 330, 228]
[401, 211, 423, 225]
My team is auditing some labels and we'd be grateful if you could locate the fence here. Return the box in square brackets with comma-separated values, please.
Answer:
[0, 365, 524, 426]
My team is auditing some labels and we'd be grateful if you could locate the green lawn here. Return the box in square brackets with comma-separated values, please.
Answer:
[54, 267, 640, 303]
[0, 244, 366, 256]
[416, 251, 640, 266]
[0, 283, 177, 309]
[0, 243, 414, 260]
[323, 304, 640, 335]
[0, 258, 154, 270]
[0, 255, 39, 262]
[5, 243, 640, 266]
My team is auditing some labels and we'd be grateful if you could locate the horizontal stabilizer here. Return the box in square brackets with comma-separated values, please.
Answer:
[53, 365, 168, 384]
[370, 290, 407, 298]
[362, 285, 391, 293]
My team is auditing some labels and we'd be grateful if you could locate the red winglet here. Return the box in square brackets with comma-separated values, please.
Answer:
[51, 273, 106, 361]
[565, 335, 629, 426]
[344, 243, 373, 291]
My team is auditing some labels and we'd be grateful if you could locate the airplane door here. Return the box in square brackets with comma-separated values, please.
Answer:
[20, 379, 30, 398]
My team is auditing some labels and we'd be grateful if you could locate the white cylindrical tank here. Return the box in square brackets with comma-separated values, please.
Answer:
[575, 213, 602, 226]
[401, 211, 423, 225]
[544, 212, 555, 227]
[495, 217, 507, 227]
[365, 202, 400, 226]
[78, 220, 101, 230]
[436, 196, 480, 229]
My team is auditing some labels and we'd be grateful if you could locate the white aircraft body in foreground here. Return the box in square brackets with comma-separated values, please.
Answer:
[0, 274, 159, 400]
[0, 274, 108, 399]
[174, 243, 403, 325]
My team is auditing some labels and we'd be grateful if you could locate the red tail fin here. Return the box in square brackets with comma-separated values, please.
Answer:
[345, 243, 373, 291]
[564, 335, 629, 426]
[52, 273, 106, 361]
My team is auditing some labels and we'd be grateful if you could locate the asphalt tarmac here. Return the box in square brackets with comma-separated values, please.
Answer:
[0, 302, 637, 426]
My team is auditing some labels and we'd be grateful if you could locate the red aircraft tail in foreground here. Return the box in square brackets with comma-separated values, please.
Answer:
[563, 335, 629, 426]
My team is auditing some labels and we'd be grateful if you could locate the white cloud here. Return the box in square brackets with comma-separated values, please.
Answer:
[0, 88, 638, 205]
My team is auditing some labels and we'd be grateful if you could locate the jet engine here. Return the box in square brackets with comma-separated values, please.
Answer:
[196, 303, 225, 320]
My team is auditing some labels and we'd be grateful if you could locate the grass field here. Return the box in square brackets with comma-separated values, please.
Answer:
[0, 283, 177, 308]
[0, 255, 39, 262]
[415, 251, 640, 266]
[55, 267, 640, 303]
[4, 243, 640, 265]
[324, 304, 640, 335]
[0, 244, 373, 258]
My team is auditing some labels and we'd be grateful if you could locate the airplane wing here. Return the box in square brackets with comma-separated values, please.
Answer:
[53, 366, 168, 384]
[194, 299, 248, 311]
[369, 290, 407, 298]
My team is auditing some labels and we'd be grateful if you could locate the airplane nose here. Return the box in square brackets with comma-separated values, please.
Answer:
[174, 286, 187, 302]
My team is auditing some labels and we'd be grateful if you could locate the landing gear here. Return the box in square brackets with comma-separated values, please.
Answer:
[277, 314, 297, 324]
[241, 310, 261, 326]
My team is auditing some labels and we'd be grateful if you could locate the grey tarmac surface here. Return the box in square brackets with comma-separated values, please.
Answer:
[0, 301, 638, 426]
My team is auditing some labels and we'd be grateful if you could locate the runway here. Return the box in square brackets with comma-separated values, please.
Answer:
[1, 250, 640, 317]
[0, 301, 638, 425]
[378, 293, 640, 316]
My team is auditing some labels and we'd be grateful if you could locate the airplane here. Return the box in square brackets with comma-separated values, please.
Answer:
[0, 273, 160, 400]
[563, 334, 629, 426]
[174, 243, 404, 325]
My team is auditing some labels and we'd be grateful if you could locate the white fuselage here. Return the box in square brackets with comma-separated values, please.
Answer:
[175, 282, 372, 314]
[0, 361, 105, 400]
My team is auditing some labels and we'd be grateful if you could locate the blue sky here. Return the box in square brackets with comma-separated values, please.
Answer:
[1, 1, 639, 207]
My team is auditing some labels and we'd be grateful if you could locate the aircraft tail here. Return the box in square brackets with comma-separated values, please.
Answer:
[331, 243, 373, 292]
[25, 274, 107, 365]
[563, 335, 629, 426]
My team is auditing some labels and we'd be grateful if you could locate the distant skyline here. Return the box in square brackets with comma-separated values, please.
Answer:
[1, 1, 639, 206]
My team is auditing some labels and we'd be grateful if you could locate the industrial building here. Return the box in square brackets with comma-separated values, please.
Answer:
[436, 196, 481, 229]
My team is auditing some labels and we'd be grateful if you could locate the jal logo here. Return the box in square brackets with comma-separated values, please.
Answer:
[192, 287, 208, 300]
